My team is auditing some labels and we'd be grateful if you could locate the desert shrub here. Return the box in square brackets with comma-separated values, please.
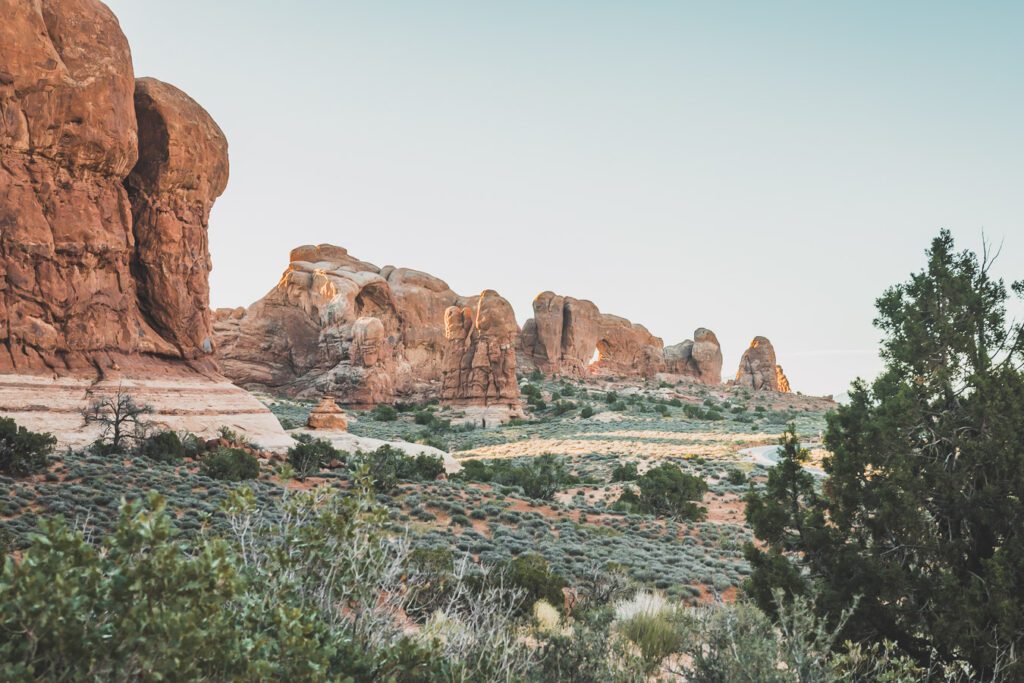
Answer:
[357, 445, 445, 491]
[457, 455, 577, 500]
[610, 401, 627, 412]
[287, 435, 341, 479]
[614, 463, 707, 520]
[135, 430, 186, 463]
[667, 398, 682, 407]
[619, 611, 685, 671]
[370, 404, 398, 422]
[414, 410, 434, 425]
[726, 468, 746, 485]
[605, 391, 619, 404]
[0, 418, 55, 477]
[405, 547, 456, 622]
[610, 462, 638, 482]
[529, 369, 544, 381]
[0, 492, 330, 681]
[199, 447, 259, 481]
[496, 553, 567, 616]
[552, 400, 576, 416]
[580, 405, 595, 419]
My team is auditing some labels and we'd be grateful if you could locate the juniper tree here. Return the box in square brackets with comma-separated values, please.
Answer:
[745, 231, 1024, 679]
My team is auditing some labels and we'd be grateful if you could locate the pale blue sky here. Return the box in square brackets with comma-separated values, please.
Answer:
[106, 1, 1024, 395]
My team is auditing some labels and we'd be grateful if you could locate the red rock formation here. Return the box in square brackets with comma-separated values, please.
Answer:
[735, 336, 791, 392]
[441, 290, 522, 410]
[306, 396, 348, 431]
[0, 0, 287, 447]
[663, 328, 723, 385]
[519, 291, 666, 379]
[127, 78, 229, 359]
[214, 245, 474, 405]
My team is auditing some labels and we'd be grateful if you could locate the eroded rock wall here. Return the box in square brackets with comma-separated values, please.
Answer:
[441, 290, 521, 409]
[518, 291, 668, 380]
[214, 245, 472, 405]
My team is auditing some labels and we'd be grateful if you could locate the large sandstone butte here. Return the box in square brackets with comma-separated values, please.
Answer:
[519, 291, 722, 384]
[441, 290, 523, 420]
[0, 0, 289, 448]
[214, 245, 476, 406]
[734, 336, 791, 392]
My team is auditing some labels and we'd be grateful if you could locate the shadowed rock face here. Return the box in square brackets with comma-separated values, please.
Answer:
[214, 245, 475, 405]
[127, 77, 229, 359]
[0, 0, 288, 448]
[0, 0, 226, 373]
[519, 291, 667, 379]
[735, 336, 791, 392]
[441, 290, 521, 408]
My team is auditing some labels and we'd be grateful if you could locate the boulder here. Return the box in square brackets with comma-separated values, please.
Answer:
[735, 336, 791, 392]
[306, 396, 349, 431]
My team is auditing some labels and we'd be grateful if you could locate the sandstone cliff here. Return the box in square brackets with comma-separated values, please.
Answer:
[0, 0, 288, 447]
[214, 245, 475, 405]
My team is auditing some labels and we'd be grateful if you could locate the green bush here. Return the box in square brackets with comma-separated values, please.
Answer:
[726, 469, 746, 485]
[615, 463, 707, 520]
[370, 404, 398, 422]
[199, 447, 259, 481]
[456, 454, 577, 500]
[610, 462, 638, 482]
[618, 611, 685, 671]
[136, 430, 187, 463]
[580, 405, 595, 419]
[498, 553, 567, 616]
[287, 435, 342, 479]
[0, 418, 55, 477]
[357, 445, 445, 492]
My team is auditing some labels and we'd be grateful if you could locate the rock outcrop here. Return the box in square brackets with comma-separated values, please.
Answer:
[441, 290, 521, 406]
[214, 245, 474, 405]
[519, 291, 667, 379]
[663, 328, 723, 385]
[126, 77, 229, 359]
[0, 0, 288, 447]
[306, 396, 348, 431]
[734, 336, 791, 392]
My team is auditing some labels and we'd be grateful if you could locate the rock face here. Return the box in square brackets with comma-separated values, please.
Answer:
[0, 0, 287, 447]
[441, 290, 521, 409]
[306, 396, 348, 431]
[735, 336, 791, 392]
[519, 291, 667, 379]
[663, 328, 723, 385]
[214, 245, 474, 405]
[126, 78, 229, 359]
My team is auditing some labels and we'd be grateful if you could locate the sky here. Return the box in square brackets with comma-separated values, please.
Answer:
[106, 1, 1024, 396]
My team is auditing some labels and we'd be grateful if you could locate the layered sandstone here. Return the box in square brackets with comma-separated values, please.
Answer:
[0, 0, 288, 447]
[441, 290, 522, 410]
[518, 291, 668, 380]
[306, 396, 348, 431]
[214, 245, 474, 405]
[735, 336, 791, 392]
[663, 328, 724, 385]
